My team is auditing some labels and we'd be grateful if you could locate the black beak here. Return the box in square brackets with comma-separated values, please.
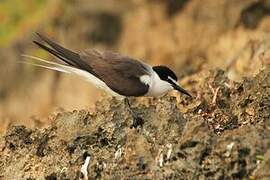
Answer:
[173, 84, 192, 97]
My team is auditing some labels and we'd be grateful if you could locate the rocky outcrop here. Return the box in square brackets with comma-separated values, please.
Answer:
[1, 68, 269, 179]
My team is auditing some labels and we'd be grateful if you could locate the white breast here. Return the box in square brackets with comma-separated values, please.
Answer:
[140, 70, 173, 97]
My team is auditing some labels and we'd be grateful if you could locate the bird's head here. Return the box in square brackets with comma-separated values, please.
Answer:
[152, 65, 192, 97]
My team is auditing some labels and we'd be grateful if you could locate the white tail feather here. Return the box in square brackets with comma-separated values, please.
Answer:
[22, 54, 66, 66]
[21, 54, 121, 96]
[21, 61, 71, 73]
[21, 54, 74, 73]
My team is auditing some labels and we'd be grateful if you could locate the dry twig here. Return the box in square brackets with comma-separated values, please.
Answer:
[208, 84, 220, 106]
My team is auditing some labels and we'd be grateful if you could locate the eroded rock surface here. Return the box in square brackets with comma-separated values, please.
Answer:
[0, 68, 269, 179]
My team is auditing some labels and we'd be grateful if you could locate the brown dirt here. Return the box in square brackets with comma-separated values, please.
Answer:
[0, 68, 269, 179]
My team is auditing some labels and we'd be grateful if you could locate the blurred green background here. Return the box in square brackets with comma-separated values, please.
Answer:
[0, 0, 47, 46]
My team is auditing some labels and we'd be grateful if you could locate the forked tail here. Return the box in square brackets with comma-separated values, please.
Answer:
[32, 33, 98, 77]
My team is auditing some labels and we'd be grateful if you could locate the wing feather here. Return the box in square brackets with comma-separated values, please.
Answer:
[33, 33, 149, 96]
[80, 50, 150, 96]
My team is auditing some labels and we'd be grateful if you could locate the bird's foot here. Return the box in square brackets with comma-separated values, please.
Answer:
[124, 98, 144, 128]
[130, 115, 144, 128]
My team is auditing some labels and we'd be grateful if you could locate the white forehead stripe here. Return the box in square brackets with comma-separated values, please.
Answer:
[168, 76, 178, 84]
[140, 75, 151, 85]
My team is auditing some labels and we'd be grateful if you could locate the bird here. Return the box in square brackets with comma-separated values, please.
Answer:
[23, 33, 192, 126]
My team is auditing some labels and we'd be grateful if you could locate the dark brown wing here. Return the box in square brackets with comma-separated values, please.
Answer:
[80, 50, 150, 96]
[34, 34, 149, 96]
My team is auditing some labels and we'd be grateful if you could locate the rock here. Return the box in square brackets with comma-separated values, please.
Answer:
[0, 68, 269, 179]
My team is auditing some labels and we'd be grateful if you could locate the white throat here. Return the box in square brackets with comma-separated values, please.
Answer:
[140, 70, 173, 97]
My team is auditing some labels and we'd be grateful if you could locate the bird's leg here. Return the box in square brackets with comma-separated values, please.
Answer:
[124, 98, 135, 116]
[124, 98, 144, 128]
